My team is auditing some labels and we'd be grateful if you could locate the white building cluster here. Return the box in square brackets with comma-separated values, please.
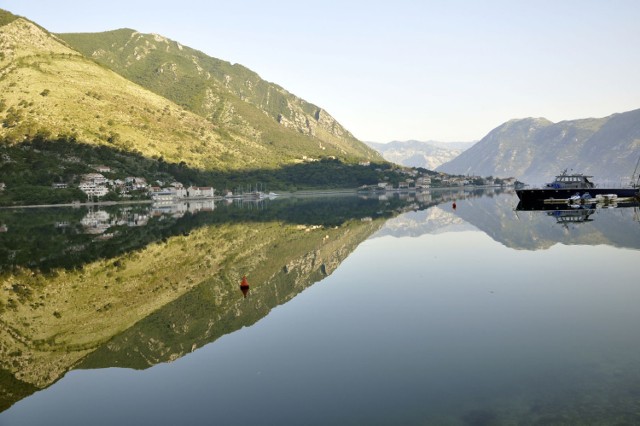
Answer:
[149, 184, 215, 201]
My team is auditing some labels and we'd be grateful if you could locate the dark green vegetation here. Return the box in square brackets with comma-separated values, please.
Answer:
[0, 136, 409, 206]
[0, 195, 417, 273]
[0, 10, 389, 206]
[0, 9, 19, 27]
[0, 368, 37, 413]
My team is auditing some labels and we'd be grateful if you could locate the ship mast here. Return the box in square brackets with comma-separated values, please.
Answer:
[632, 156, 640, 187]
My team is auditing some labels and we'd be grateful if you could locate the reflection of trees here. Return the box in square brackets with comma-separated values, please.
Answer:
[0, 196, 411, 273]
[0, 188, 491, 411]
[0, 195, 413, 411]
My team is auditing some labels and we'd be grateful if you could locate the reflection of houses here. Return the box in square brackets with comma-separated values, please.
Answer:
[187, 199, 216, 212]
[151, 200, 216, 216]
[127, 213, 149, 227]
[152, 202, 189, 218]
[80, 210, 111, 234]
[79, 208, 151, 234]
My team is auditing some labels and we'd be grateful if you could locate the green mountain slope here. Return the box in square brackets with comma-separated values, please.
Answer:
[57, 28, 380, 162]
[0, 13, 379, 177]
[437, 109, 640, 183]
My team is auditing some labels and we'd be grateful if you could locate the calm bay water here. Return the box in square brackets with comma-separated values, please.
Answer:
[1, 191, 639, 425]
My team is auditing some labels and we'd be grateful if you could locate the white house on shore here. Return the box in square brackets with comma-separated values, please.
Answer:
[187, 186, 215, 198]
[150, 185, 215, 201]
[79, 181, 109, 197]
[82, 173, 108, 185]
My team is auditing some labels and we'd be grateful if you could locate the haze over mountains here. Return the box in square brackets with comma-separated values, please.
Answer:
[436, 109, 640, 184]
[365, 140, 475, 170]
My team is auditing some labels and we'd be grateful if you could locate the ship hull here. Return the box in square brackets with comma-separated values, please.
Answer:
[516, 187, 638, 204]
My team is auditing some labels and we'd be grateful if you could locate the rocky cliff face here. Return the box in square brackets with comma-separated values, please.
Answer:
[437, 109, 640, 184]
[58, 29, 380, 162]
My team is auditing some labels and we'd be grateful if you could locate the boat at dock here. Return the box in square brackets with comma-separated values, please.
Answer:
[516, 169, 639, 205]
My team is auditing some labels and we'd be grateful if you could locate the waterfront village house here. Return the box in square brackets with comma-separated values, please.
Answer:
[94, 165, 111, 173]
[416, 176, 431, 188]
[125, 177, 149, 190]
[79, 173, 109, 197]
[150, 186, 186, 201]
[79, 181, 109, 197]
[83, 173, 108, 185]
[0, 182, 5, 192]
[51, 183, 68, 189]
[398, 181, 410, 189]
[187, 186, 215, 198]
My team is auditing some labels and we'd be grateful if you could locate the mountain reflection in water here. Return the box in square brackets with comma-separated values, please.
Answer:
[0, 190, 462, 411]
[0, 190, 638, 424]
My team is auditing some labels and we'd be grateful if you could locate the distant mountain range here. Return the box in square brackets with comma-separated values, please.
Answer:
[365, 140, 475, 169]
[436, 109, 640, 184]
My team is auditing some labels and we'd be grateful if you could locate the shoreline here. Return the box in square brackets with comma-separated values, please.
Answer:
[0, 186, 508, 209]
[0, 189, 359, 209]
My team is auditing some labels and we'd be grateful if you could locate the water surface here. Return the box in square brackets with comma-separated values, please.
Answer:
[1, 191, 639, 425]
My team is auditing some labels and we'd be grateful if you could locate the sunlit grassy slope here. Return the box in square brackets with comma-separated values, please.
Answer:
[58, 28, 380, 162]
[0, 12, 378, 172]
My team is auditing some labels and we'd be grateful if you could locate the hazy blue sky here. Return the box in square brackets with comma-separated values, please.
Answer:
[3, 0, 639, 142]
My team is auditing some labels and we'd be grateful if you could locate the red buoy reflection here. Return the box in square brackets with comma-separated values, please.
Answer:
[240, 275, 250, 298]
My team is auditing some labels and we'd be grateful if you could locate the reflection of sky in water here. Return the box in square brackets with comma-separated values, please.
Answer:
[2, 201, 640, 425]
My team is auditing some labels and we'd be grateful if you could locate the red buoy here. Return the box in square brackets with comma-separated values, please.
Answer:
[240, 275, 249, 288]
[240, 275, 250, 298]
